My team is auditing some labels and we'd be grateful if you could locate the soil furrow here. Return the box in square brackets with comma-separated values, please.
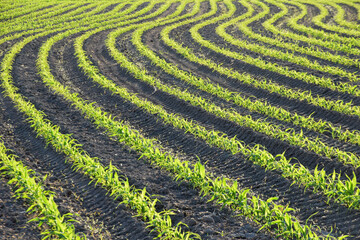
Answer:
[85, 16, 356, 180]
[7, 21, 273, 240]
[3, 2, 360, 239]
[167, 18, 360, 134]
[0, 179, 40, 240]
[231, 1, 360, 79]
[109, 19, 360, 180]
[0, 90, 153, 239]
[75, 20, 360, 238]
[339, 3, 359, 23]
[45, 3, 91, 20]
[0, 101, 41, 239]
[267, 2, 358, 58]
[199, 19, 360, 95]
[139, 20, 360, 163]
[301, 3, 358, 38]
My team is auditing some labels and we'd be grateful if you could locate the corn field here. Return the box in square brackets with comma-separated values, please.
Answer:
[1, 0, 360, 239]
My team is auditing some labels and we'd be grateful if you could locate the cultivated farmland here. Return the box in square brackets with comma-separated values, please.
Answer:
[1, 0, 360, 239]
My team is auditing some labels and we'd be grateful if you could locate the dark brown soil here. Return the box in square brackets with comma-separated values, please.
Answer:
[2, 1, 360, 239]
[0, 179, 40, 240]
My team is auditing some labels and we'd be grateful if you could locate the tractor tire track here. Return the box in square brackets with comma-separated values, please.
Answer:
[78, 16, 360, 239]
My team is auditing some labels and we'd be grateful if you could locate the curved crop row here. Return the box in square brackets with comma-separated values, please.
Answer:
[0, 2, 55, 22]
[157, 0, 360, 153]
[306, 0, 360, 36]
[291, 0, 360, 38]
[260, 0, 360, 69]
[112, 0, 360, 167]
[0, 2, 27, 15]
[0, 2, 201, 239]
[232, 0, 359, 81]
[1, 2, 101, 37]
[44, 32, 339, 240]
[327, 1, 360, 31]
[167, 1, 360, 122]
[0, 1, 140, 45]
[74, 7, 360, 211]
[122, 0, 360, 205]
[34, 1, 343, 239]
[278, 0, 360, 55]
[2, 0, 360, 239]
[198, 4, 360, 98]
[160, 1, 360, 149]
[0, 140, 82, 240]
[2, 2, 75, 28]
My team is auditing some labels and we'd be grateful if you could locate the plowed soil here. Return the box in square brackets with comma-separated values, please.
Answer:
[1, 0, 360, 239]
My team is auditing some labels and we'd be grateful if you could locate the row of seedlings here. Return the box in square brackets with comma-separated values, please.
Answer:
[233, 0, 359, 81]
[192, 1, 360, 99]
[284, 0, 360, 45]
[278, 0, 360, 54]
[126, 0, 360, 203]
[160, 0, 360, 150]
[0, 140, 82, 239]
[121, 0, 360, 170]
[35, 0, 343, 239]
[1, 1, 200, 239]
[303, 0, 360, 36]
[261, 0, 359, 69]
[75, 4, 360, 212]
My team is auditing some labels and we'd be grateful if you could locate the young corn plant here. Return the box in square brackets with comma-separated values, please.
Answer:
[0, 140, 83, 240]
[160, 0, 360, 147]
[34, 13, 342, 240]
[279, 0, 360, 55]
[76, 8, 360, 212]
[1, 3, 201, 239]
[109, 19, 360, 169]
